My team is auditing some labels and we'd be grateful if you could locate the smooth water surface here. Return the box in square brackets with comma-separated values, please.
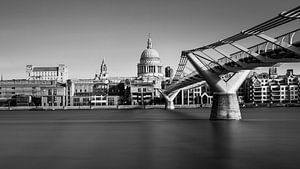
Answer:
[0, 107, 300, 169]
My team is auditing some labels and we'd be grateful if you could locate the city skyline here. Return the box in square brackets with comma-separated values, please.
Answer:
[0, 0, 299, 80]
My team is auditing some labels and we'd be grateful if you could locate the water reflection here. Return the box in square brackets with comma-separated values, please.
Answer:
[209, 121, 239, 169]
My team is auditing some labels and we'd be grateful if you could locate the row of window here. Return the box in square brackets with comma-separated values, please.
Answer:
[48, 89, 57, 95]
[73, 98, 117, 106]
[138, 66, 162, 73]
[0, 92, 20, 95]
[0, 87, 38, 90]
[31, 77, 58, 80]
[137, 88, 151, 92]
[256, 86, 299, 90]
[75, 89, 88, 93]
[258, 95, 299, 99]
[32, 71, 59, 76]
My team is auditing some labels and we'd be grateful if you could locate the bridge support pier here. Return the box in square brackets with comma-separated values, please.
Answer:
[210, 93, 241, 120]
[165, 100, 175, 110]
[186, 52, 250, 120]
[156, 89, 180, 110]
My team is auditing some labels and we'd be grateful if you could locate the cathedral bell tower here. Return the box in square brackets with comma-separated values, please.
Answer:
[95, 58, 108, 80]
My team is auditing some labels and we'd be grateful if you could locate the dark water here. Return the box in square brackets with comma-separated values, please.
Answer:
[0, 107, 300, 169]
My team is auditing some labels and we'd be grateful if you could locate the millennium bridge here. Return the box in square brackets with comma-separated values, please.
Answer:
[159, 6, 300, 120]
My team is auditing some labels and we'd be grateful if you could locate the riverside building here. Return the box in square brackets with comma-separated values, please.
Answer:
[67, 79, 124, 107]
[245, 68, 300, 104]
[67, 59, 125, 106]
[0, 79, 67, 107]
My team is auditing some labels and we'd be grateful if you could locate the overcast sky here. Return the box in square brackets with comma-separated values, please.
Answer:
[0, 0, 299, 79]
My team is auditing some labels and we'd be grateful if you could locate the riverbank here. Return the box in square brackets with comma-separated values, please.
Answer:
[0, 104, 212, 111]
[242, 102, 300, 108]
[1, 102, 300, 111]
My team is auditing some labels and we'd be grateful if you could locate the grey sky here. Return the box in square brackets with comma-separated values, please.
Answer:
[0, 0, 299, 79]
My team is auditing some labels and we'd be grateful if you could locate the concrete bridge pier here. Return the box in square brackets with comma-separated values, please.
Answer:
[210, 92, 241, 120]
[186, 52, 250, 120]
[164, 90, 181, 110]
[166, 100, 175, 110]
[157, 89, 180, 110]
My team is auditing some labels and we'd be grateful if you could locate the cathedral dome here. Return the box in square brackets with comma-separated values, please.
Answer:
[139, 36, 161, 65]
[140, 49, 160, 64]
[137, 35, 163, 78]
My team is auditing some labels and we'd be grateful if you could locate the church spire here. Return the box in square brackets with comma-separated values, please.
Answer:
[147, 33, 152, 49]
[94, 57, 108, 80]
[99, 57, 108, 79]
[101, 57, 105, 65]
[100, 57, 107, 72]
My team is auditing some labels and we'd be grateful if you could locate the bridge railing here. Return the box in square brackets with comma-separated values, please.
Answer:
[217, 28, 300, 65]
[165, 71, 203, 94]
[251, 28, 299, 53]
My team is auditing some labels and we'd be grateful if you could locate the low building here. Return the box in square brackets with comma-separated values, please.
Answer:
[68, 79, 94, 106]
[67, 78, 126, 106]
[130, 81, 155, 105]
[41, 84, 67, 107]
[0, 79, 67, 107]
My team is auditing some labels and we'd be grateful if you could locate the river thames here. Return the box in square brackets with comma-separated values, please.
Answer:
[0, 107, 300, 169]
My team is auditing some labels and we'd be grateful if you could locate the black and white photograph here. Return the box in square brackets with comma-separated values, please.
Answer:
[0, 0, 299, 168]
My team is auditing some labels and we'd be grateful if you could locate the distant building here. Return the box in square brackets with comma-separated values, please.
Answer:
[130, 81, 155, 105]
[91, 81, 109, 106]
[174, 82, 213, 106]
[41, 83, 67, 107]
[67, 78, 124, 106]
[26, 64, 68, 83]
[245, 68, 300, 104]
[0, 79, 67, 107]
[165, 66, 173, 78]
[67, 79, 94, 106]
[162, 66, 174, 89]
[66, 59, 127, 106]
[269, 66, 278, 78]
